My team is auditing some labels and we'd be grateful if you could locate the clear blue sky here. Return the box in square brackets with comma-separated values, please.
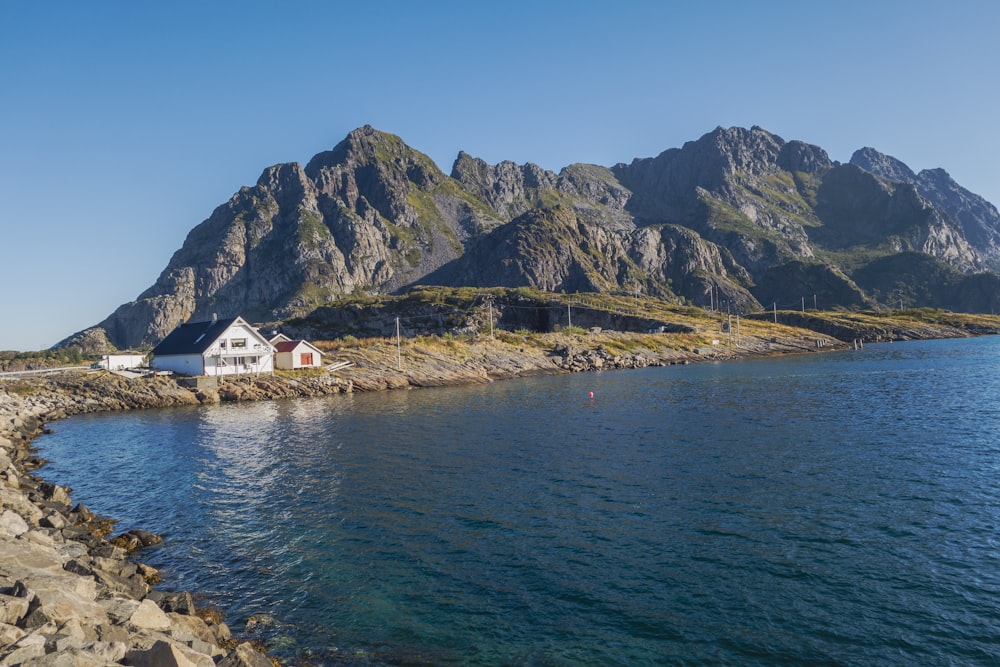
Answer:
[2, 1, 998, 351]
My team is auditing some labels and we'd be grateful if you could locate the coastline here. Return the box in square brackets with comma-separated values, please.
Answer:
[0, 319, 994, 664]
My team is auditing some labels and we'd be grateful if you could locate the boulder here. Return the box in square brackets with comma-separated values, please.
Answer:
[0, 510, 28, 538]
[218, 642, 274, 667]
[125, 639, 215, 667]
[166, 613, 224, 658]
[38, 512, 66, 530]
[149, 591, 196, 616]
[0, 594, 29, 626]
[0, 622, 25, 648]
[98, 598, 138, 625]
[0, 641, 46, 664]
[36, 483, 71, 508]
[128, 599, 171, 632]
[110, 529, 163, 553]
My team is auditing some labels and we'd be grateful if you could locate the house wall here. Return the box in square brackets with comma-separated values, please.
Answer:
[99, 354, 146, 370]
[205, 352, 274, 376]
[274, 343, 323, 370]
[200, 321, 275, 376]
[150, 354, 205, 376]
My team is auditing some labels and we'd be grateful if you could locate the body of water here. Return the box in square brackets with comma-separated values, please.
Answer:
[37, 337, 1000, 665]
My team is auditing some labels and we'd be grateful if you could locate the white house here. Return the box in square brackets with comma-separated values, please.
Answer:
[273, 339, 324, 370]
[268, 333, 292, 345]
[150, 316, 275, 376]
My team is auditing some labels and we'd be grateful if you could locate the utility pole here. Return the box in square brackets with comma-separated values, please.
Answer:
[813, 294, 817, 310]
[488, 300, 494, 340]
[396, 317, 401, 371]
[736, 314, 741, 348]
[567, 303, 572, 329]
[801, 296, 805, 313]
[773, 302, 777, 324]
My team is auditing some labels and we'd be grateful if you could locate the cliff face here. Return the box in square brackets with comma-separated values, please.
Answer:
[851, 147, 1000, 268]
[61, 125, 1000, 351]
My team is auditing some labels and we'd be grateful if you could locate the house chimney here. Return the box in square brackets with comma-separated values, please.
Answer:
[212, 313, 218, 322]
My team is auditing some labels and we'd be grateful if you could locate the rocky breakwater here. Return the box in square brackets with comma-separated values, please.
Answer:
[0, 377, 277, 666]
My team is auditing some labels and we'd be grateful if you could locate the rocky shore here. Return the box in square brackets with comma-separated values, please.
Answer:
[0, 412, 278, 665]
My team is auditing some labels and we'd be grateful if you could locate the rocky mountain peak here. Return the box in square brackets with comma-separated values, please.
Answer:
[850, 147, 917, 183]
[851, 148, 1000, 267]
[777, 140, 834, 174]
[700, 125, 787, 175]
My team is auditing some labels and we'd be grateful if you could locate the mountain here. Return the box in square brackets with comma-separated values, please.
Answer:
[59, 125, 1000, 351]
[850, 147, 1000, 268]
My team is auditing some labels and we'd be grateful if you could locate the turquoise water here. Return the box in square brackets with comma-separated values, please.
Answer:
[38, 337, 1000, 665]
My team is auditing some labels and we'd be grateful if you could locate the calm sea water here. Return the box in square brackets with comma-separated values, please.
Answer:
[37, 337, 1000, 665]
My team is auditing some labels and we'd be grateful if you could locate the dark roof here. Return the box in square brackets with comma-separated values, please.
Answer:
[274, 340, 310, 353]
[151, 317, 240, 356]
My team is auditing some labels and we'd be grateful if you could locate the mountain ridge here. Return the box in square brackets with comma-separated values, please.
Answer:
[59, 125, 1000, 351]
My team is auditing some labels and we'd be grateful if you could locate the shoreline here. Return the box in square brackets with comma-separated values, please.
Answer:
[0, 322, 993, 664]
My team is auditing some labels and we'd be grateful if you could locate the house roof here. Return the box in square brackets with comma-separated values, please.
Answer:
[151, 317, 241, 356]
[274, 339, 321, 354]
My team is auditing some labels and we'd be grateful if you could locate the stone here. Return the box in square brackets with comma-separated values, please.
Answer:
[137, 564, 161, 586]
[167, 613, 224, 658]
[0, 641, 46, 665]
[125, 639, 215, 667]
[37, 483, 71, 508]
[99, 598, 138, 625]
[38, 512, 65, 530]
[0, 595, 29, 626]
[63, 559, 94, 577]
[15, 648, 116, 666]
[0, 489, 43, 525]
[45, 630, 84, 653]
[0, 623, 24, 648]
[150, 591, 196, 615]
[81, 640, 128, 663]
[20, 530, 55, 548]
[128, 599, 171, 631]
[0, 510, 28, 537]
[89, 566, 148, 599]
[218, 642, 274, 667]
[94, 623, 129, 645]
[22, 576, 107, 627]
[56, 616, 94, 643]
[69, 504, 95, 523]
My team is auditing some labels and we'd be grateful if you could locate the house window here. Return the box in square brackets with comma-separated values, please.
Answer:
[231, 338, 247, 349]
[219, 340, 227, 349]
[300, 353, 313, 366]
[234, 356, 259, 366]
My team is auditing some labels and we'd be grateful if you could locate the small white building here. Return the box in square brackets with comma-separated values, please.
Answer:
[150, 316, 275, 377]
[93, 354, 146, 371]
[273, 339, 324, 370]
